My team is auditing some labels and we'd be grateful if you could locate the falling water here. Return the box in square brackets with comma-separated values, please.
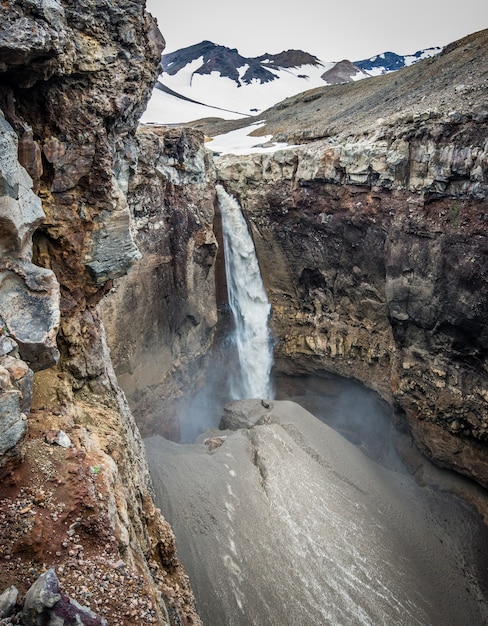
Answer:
[216, 184, 274, 399]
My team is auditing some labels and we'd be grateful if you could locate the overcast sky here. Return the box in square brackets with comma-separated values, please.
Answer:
[146, 0, 487, 61]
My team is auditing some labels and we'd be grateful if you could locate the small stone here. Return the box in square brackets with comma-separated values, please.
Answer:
[44, 430, 71, 448]
[0, 585, 18, 618]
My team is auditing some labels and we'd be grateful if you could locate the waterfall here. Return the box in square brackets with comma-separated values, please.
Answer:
[216, 184, 274, 400]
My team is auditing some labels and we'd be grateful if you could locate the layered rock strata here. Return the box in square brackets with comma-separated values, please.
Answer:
[101, 126, 218, 440]
[0, 1, 201, 623]
[216, 52, 488, 487]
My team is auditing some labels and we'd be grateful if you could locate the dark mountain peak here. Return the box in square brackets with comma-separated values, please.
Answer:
[354, 47, 441, 73]
[161, 42, 327, 87]
[355, 51, 406, 72]
[321, 59, 369, 84]
[162, 40, 225, 74]
[254, 49, 322, 69]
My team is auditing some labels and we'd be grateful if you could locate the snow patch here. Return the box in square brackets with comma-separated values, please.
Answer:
[207, 122, 296, 155]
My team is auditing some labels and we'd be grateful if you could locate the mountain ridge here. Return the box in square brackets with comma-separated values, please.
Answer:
[188, 28, 488, 145]
[141, 40, 441, 124]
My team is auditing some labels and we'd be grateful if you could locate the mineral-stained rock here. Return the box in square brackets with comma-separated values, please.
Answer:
[22, 569, 62, 626]
[22, 568, 108, 626]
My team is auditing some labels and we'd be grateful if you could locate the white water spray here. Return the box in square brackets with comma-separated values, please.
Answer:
[217, 184, 274, 399]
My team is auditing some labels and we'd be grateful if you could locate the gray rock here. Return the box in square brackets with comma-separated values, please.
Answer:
[85, 205, 141, 284]
[0, 114, 21, 199]
[0, 266, 60, 371]
[22, 569, 61, 626]
[0, 335, 17, 357]
[39, 0, 66, 25]
[0, 114, 60, 373]
[0, 390, 27, 457]
[220, 399, 273, 430]
[0, 585, 18, 618]
[22, 569, 108, 626]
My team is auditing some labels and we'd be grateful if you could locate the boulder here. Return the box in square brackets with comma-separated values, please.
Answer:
[22, 569, 108, 626]
[220, 399, 273, 430]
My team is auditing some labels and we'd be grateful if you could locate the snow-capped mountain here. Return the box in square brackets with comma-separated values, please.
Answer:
[141, 41, 441, 125]
[354, 48, 441, 76]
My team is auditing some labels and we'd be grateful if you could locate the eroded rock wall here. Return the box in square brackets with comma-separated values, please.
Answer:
[0, 1, 201, 623]
[101, 126, 218, 440]
[217, 108, 488, 487]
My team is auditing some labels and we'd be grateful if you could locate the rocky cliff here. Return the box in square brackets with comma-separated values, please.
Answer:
[215, 30, 488, 489]
[0, 1, 201, 623]
[101, 125, 218, 441]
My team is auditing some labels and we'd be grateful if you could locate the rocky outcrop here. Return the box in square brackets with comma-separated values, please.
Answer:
[216, 42, 488, 488]
[20, 568, 107, 625]
[0, 110, 60, 470]
[100, 125, 218, 440]
[0, 1, 201, 624]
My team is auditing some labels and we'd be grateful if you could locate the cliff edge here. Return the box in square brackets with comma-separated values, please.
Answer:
[0, 1, 201, 624]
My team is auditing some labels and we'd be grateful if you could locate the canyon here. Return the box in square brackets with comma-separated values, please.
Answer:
[0, 0, 487, 623]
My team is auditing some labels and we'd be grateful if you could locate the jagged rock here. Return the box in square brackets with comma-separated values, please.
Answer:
[0, 1, 202, 624]
[0, 355, 32, 468]
[0, 112, 60, 371]
[0, 390, 26, 458]
[0, 114, 44, 254]
[22, 569, 61, 625]
[0, 264, 60, 370]
[0, 585, 18, 618]
[22, 568, 108, 626]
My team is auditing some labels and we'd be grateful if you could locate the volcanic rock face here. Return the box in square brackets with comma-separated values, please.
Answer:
[0, 110, 59, 469]
[0, 1, 201, 623]
[216, 39, 488, 487]
[101, 125, 218, 440]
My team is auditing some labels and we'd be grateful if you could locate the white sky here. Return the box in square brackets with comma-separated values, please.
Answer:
[146, 0, 488, 61]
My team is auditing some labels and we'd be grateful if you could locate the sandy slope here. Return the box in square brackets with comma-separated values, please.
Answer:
[146, 400, 488, 626]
